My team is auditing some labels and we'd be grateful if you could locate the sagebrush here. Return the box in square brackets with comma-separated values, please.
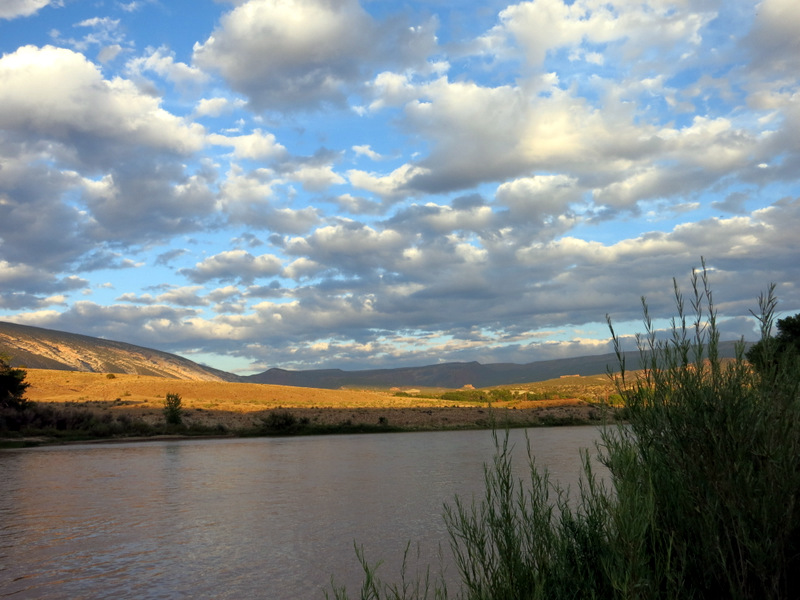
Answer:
[329, 263, 800, 600]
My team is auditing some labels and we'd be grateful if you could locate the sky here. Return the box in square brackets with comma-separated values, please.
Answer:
[1, 0, 799, 375]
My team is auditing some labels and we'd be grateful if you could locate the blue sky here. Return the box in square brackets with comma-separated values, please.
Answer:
[1, 0, 799, 375]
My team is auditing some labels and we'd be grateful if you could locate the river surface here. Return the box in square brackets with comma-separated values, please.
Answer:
[0, 426, 605, 599]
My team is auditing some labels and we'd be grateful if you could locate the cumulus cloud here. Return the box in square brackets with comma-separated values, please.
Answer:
[0, 45, 218, 253]
[0, 0, 55, 20]
[117, 286, 208, 307]
[192, 0, 437, 111]
[743, 0, 800, 76]
[0, 261, 87, 309]
[495, 175, 583, 225]
[217, 165, 321, 233]
[363, 76, 662, 197]
[285, 222, 407, 275]
[0, 46, 205, 159]
[208, 129, 287, 160]
[483, 0, 716, 70]
[0, 145, 90, 269]
[347, 163, 429, 202]
[8, 301, 201, 346]
[195, 97, 245, 117]
[353, 145, 383, 160]
[97, 44, 124, 63]
[126, 45, 209, 87]
[181, 250, 284, 284]
[288, 164, 346, 192]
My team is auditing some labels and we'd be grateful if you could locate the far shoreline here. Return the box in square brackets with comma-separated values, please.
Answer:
[0, 402, 620, 448]
[1, 369, 622, 447]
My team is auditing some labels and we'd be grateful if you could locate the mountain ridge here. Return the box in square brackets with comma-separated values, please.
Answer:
[0, 321, 237, 382]
[240, 344, 745, 389]
[1, 320, 747, 389]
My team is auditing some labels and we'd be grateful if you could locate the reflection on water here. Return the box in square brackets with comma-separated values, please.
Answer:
[0, 426, 604, 599]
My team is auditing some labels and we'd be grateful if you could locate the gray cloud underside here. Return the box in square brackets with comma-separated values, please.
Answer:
[15, 197, 800, 370]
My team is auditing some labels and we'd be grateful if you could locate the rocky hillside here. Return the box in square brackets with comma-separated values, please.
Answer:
[0, 321, 237, 381]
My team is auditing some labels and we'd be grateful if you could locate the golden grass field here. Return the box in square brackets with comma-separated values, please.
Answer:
[21, 369, 619, 432]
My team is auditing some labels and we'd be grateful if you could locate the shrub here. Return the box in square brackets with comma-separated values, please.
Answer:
[0, 354, 30, 411]
[330, 262, 800, 600]
[260, 409, 298, 432]
[746, 306, 800, 380]
[603, 267, 800, 599]
[163, 392, 183, 425]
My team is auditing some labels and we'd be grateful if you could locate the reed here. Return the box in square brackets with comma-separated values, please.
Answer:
[330, 263, 800, 599]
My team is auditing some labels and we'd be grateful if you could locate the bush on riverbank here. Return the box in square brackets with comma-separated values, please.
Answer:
[329, 264, 800, 600]
[0, 354, 30, 411]
[163, 392, 184, 425]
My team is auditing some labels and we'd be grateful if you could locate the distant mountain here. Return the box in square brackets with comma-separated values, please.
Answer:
[0, 321, 237, 382]
[1, 320, 749, 389]
[242, 340, 748, 389]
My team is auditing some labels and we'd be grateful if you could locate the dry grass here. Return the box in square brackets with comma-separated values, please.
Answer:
[21, 369, 612, 432]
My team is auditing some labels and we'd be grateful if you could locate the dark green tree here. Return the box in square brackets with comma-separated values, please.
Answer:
[746, 311, 800, 375]
[0, 354, 30, 411]
[163, 392, 183, 425]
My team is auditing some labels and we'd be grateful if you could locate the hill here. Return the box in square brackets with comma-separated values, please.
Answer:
[0, 321, 236, 382]
[1, 320, 748, 389]
[242, 341, 747, 389]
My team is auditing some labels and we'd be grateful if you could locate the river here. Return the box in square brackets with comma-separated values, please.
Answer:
[0, 426, 605, 599]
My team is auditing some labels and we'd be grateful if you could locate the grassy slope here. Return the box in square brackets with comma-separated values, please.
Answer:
[16, 368, 615, 434]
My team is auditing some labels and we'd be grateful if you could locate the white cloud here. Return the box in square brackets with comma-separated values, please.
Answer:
[367, 71, 419, 111]
[216, 165, 321, 233]
[119, 2, 144, 12]
[285, 223, 407, 272]
[288, 164, 345, 192]
[0, 0, 55, 20]
[208, 129, 287, 160]
[744, 0, 800, 75]
[347, 163, 429, 201]
[193, 0, 375, 110]
[195, 97, 245, 117]
[485, 0, 716, 70]
[192, 0, 437, 111]
[218, 166, 279, 203]
[352, 144, 383, 160]
[75, 16, 119, 29]
[127, 45, 209, 86]
[97, 44, 123, 63]
[496, 175, 583, 222]
[284, 257, 324, 280]
[386, 76, 656, 194]
[0, 45, 205, 156]
[182, 250, 284, 284]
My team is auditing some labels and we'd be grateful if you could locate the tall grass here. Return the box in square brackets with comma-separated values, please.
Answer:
[329, 263, 800, 599]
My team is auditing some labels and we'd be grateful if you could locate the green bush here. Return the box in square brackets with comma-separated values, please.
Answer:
[330, 262, 800, 600]
[602, 268, 800, 599]
[261, 409, 298, 432]
[440, 390, 489, 403]
[163, 392, 183, 425]
[746, 308, 800, 380]
[0, 354, 30, 411]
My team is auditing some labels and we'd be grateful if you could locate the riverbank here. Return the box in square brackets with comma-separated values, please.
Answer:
[0, 401, 617, 447]
[1, 369, 620, 446]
